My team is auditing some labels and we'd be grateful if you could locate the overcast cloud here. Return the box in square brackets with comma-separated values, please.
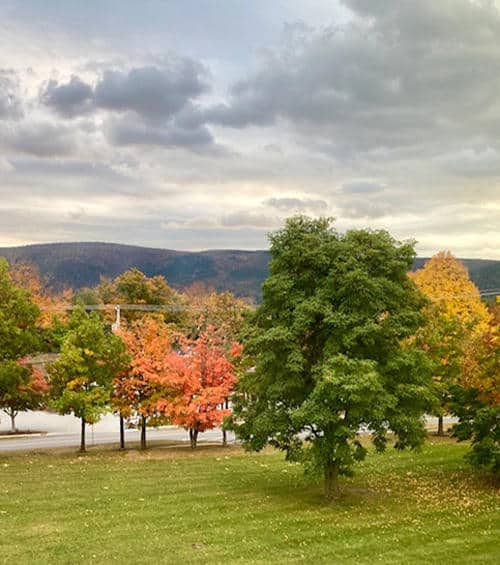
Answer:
[0, 0, 499, 258]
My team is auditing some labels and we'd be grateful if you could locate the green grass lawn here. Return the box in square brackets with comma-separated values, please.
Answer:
[0, 438, 498, 564]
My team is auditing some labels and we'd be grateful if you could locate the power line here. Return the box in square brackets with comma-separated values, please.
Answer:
[44, 303, 202, 312]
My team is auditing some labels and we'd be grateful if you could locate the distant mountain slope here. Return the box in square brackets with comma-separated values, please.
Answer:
[0, 242, 498, 302]
[411, 257, 500, 292]
[0, 242, 270, 302]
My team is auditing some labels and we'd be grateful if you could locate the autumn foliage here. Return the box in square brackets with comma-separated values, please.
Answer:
[157, 327, 242, 447]
[116, 319, 241, 448]
[0, 360, 49, 432]
[3, 246, 496, 472]
[412, 252, 499, 471]
[411, 251, 491, 332]
[9, 262, 72, 328]
[411, 252, 493, 434]
[114, 318, 172, 447]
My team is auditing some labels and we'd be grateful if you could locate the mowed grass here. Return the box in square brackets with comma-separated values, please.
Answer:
[0, 438, 498, 564]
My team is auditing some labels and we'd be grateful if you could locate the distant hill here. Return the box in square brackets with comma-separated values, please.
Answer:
[0, 242, 270, 302]
[0, 242, 498, 302]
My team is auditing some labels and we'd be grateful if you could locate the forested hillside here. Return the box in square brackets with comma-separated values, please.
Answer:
[0, 242, 498, 302]
[0, 243, 269, 302]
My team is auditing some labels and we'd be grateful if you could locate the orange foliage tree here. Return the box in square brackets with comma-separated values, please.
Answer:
[157, 326, 242, 448]
[411, 251, 492, 434]
[9, 262, 72, 329]
[115, 317, 173, 449]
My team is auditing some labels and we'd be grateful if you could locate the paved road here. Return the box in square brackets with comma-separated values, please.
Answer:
[0, 409, 455, 453]
[0, 427, 234, 452]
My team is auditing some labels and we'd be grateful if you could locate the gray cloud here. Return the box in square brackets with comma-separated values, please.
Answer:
[265, 197, 327, 212]
[437, 147, 500, 177]
[105, 114, 214, 149]
[336, 180, 393, 219]
[40, 75, 93, 117]
[1, 154, 158, 208]
[1, 121, 76, 157]
[38, 58, 214, 150]
[203, 0, 500, 161]
[337, 199, 393, 220]
[40, 58, 209, 123]
[342, 181, 383, 194]
[203, 100, 274, 129]
[0, 70, 23, 120]
[220, 211, 281, 229]
[95, 60, 208, 121]
[7, 156, 130, 183]
[0, 1, 499, 258]
[164, 210, 284, 231]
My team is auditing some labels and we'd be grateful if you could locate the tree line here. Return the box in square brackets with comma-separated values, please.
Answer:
[0, 262, 247, 450]
[0, 216, 498, 498]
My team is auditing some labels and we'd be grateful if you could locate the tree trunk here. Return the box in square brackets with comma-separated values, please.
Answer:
[80, 417, 86, 452]
[222, 399, 228, 446]
[119, 415, 125, 450]
[437, 415, 444, 436]
[10, 412, 17, 433]
[324, 461, 340, 500]
[140, 415, 147, 450]
[189, 428, 198, 449]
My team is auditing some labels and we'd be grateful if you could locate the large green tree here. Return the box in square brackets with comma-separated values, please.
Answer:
[49, 305, 129, 451]
[231, 217, 434, 498]
[0, 258, 41, 430]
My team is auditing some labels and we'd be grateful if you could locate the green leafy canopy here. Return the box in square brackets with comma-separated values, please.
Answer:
[0, 258, 42, 423]
[49, 305, 129, 424]
[0, 258, 40, 362]
[231, 217, 435, 496]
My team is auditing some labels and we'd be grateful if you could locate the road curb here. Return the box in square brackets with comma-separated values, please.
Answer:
[0, 433, 46, 440]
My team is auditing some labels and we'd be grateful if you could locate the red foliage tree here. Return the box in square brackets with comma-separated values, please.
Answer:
[158, 326, 241, 448]
[114, 317, 173, 449]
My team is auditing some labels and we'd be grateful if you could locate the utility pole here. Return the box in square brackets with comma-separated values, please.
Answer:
[111, 305, 126, 450]
[111, 305, 121, 333]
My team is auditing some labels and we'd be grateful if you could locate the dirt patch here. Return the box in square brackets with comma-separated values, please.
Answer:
[31, 523, 62, 536]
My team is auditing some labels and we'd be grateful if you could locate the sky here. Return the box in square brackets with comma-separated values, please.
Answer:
[0, 0, 499, 258]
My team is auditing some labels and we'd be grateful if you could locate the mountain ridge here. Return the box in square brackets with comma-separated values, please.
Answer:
[1, 242, 498, 302]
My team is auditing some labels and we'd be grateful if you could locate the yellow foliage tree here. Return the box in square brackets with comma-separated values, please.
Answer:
[451, 300, 499, 472]
[411, 251, 492, 434]
[459, 297, 499, 404]
[411, 251, 491, 332]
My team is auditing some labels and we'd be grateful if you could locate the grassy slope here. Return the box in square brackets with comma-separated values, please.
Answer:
[0, 439, 498, 564]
